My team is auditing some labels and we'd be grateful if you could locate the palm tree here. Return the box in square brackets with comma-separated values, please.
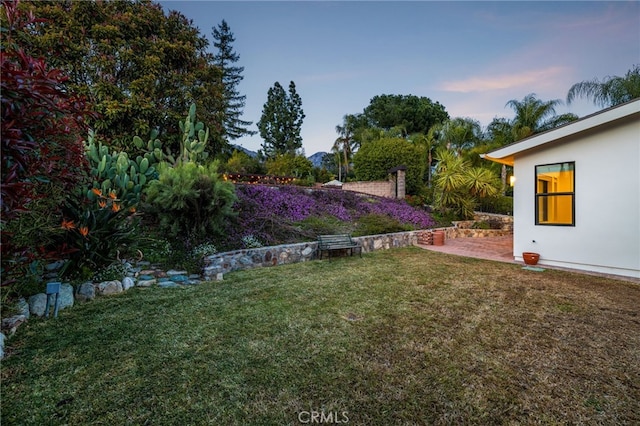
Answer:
[409, 128, 440, 187]
[330, 143, 343, 182]
[432, 117, 484, 156]
[433, 148, 500, 219]
[334, 114, 360, 177]
[567, 64, 640, 108]
[505, 93, 577, 139]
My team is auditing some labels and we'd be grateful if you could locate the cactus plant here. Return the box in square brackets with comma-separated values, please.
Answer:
[85, 130, 160, 209]
[132, 129, 176, 166]
[178, 103, 210, 165]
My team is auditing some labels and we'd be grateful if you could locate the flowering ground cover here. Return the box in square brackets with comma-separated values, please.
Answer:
[223, 185, 436, 249]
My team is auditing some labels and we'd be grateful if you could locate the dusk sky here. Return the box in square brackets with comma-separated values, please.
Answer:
[158, 1, 639, 155]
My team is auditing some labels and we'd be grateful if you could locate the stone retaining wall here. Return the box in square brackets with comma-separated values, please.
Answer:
[203, 222, 517, 280]
[454, 213, 513, 230]
[452, 228, 513, 238]
[203, 223, 516, 280]
[203, 230, 426, 280]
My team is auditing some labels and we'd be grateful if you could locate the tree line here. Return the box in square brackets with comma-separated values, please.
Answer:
[3, 0, 639, 221]
[327, 67, 639, 217]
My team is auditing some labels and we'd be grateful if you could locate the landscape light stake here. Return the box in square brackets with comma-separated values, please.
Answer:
[44, 282, 61, 318]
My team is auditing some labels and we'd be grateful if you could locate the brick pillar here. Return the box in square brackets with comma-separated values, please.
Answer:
[396, 169, 405, 199]
[389, 174, 396, 198]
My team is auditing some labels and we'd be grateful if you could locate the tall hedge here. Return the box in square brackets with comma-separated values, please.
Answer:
[352, 138, 425, 194]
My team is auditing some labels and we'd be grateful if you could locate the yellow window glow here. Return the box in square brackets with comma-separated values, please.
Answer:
[535, 162, 575, 226]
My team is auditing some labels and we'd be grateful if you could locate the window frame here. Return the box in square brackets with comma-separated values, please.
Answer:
[534, 161, 575, 226]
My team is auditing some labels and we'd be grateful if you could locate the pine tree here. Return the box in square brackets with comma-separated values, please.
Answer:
[212, 20, 255, 141]
[258, 81, 305, 158]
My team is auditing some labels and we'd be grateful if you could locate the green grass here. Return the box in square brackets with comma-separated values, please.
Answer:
[2, 248, 639, 425]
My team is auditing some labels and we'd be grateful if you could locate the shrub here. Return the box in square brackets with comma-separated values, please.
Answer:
[353, 214, 412, 237]
[477, 196, 513, 215]
[1, 1, 93, 292]
[352, 137, 425, 194]
[224, 150, 264, 174]
[265, 153, 314, 180]
[471, 221, 491, 230]
[144, 161, 237, 243]
[241, 235, 263, 249]
[56, 189, 141, 278]
[433, 149, 500, 219]
[297, 215, 351, 237]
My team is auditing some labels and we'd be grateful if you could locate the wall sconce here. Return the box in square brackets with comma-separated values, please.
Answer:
[509, 175, 516, 187]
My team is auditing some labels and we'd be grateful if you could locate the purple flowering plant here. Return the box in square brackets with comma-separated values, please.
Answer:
[221, 184, 435, 249]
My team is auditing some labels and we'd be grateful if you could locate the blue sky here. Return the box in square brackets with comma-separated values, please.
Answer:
[158, 1, 639, 155]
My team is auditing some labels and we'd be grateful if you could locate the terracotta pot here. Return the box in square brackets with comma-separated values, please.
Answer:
[433, 230, 445, 246]
[522, 252, 540, 265]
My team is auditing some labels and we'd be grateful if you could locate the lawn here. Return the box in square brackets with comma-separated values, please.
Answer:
[2, 248, 639, 425]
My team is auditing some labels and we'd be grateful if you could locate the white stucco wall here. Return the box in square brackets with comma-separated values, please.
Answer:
[512, 115, 640, 278]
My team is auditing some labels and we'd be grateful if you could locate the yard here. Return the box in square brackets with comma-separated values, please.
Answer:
[2, 248, 639, 425]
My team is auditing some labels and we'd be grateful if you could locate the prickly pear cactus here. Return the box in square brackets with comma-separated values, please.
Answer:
[178, 103, 210, 165]
[85, 130, 160, 208]
[132, 129, 176, 166]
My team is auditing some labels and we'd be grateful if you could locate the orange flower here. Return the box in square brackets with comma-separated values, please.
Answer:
[108, 191, 117, 200]
[98, 199, 107, 208]
[129, 206, 136, 213]
[61, 219, 75, 230]
[79, 226, 89, 237]
[91, 188, 102, 197]
[111, 202, 121, 212]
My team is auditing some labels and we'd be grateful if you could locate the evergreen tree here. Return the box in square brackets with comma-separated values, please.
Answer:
[257, 81, 305, 158]
[212, 20, 255, 141]
[18, 0, 222, 154]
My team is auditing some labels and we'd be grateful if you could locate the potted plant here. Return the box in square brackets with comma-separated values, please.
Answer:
[522, 252, 540, 265]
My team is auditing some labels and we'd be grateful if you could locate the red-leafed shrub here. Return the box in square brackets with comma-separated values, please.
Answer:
[1, 0, 93, 292]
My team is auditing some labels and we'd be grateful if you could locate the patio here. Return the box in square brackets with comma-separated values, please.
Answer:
[418, 234, 514, 263]
[418, 234, 640, 283]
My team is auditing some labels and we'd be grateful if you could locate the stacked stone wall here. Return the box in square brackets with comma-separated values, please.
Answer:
[204, 230, 426, 280]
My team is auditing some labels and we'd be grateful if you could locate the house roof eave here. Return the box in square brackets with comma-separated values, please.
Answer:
[480, 154, 514, 167]
[484, 98, 640, 161]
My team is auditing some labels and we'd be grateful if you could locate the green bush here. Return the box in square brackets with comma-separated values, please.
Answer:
[477, 196, 514, 215]
[432, 149, 500, 219]
[471, 221, 491, 230]
[265, 153, 314, 179]
[352, 137, 426, 195]
[297, 215, 352, 237]
[223, 150, 264, 175]
[57, 191, 141, 279]
[144, 161, 237, 243]
[353, 214, 412, 237]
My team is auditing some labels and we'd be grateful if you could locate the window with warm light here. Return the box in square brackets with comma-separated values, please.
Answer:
[535, 162, 575, 226]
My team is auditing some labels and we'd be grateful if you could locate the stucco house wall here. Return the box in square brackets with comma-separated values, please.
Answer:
[486, 99, 640, 278]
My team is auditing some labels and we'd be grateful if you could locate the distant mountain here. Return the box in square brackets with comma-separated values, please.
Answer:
[230, 146, 328, 167]
[230, 144, 258, 158]
[308, 151, 327, 168]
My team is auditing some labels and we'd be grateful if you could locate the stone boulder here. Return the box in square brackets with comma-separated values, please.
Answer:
[96, 280, 123, 296]
[28, 284, 74, 316]
[122, 277, 135, 291]
[76, 282, 96, 302]
[56, 283, 74, 310]
[1, 315, 26, 335]
[28, 293, 47, 317]
[16, 298, 29, 318]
